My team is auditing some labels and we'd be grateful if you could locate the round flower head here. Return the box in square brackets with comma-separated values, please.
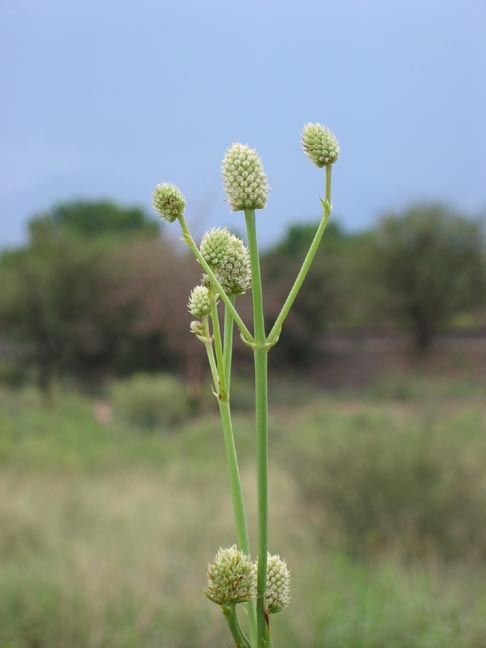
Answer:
[187, 285, 211, 318]
[206, 545, 256, 606]
[219, 236, 252, 295]
[265, 554, 290, 614]
[200, 227, 233, 269]
[222, 143, 269, 211]
[189, 320, 204, 337]
[302, 123, 340, 167]
[152, 183, 186, 222]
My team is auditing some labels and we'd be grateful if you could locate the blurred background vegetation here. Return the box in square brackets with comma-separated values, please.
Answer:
[0, 200, 485, 647]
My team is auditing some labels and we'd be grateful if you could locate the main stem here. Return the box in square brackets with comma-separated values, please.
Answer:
[245, 209, 269, 648]
[220, 297, 257, 647]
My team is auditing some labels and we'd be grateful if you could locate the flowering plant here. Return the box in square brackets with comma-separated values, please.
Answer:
[153, 123, 339, 648]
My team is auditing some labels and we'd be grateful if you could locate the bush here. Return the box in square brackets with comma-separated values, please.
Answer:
[289, 411, 486, 562]
[111, 373, 188, 430]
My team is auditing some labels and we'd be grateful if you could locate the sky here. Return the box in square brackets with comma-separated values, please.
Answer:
[1, 0, 485, 249]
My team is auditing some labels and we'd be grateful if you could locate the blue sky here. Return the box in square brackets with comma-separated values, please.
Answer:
[1, 0, 485, 248]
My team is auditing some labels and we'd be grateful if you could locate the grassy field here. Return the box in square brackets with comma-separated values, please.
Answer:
[0, 374, 485, 648]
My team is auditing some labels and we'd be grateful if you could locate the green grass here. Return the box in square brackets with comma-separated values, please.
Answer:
[0, 378, 485, 648]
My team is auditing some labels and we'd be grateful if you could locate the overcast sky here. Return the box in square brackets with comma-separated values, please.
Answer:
[1, 0, 485, 248]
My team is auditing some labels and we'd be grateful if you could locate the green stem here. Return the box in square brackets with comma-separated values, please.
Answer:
[218, 398, 257, 646]
[210, 296, 226, 395]
[202, 316, 219, 390]
[223, 605, 251, 648]
[223, 295, 236, 393]
[178, 214, 254, 344]
[245, 209, 269, 648]
[267, 164, 333, 346]
[219, 297, 257, 646]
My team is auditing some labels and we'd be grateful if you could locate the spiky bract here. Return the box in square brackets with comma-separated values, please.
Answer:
[206, 545, 256, 606]
[302, 123, 339, 167]
[222, 143, 269, 211]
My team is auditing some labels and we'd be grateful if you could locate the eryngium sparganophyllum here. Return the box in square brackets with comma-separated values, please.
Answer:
[200, 228, 252, 296]
[222, 143, 269, 211]
[200, 227, 233, 269]
[152, 183, 186, 222]
[187, 285, 212, 318]
[264, 553, 291, 614]
[206, 545, 257, 606]
[302, 123, 340, 168]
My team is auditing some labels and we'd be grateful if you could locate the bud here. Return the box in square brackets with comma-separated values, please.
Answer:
[200, 227, 232, 269]
[219, 236, 252, 295]
[302, 123, 339, 167]
[206, 545, 256, 606]
[265, 554, 290, 614]
[189, 320, 204, 337]
[188, 285, 211, 318]
[222, 143, 269, 212]
[152, 183, 186, 222]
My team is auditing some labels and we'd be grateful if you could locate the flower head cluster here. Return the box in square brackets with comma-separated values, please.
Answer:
[152, 183, 186, 222]
[222, 143, 269, 211]
[302, 123, 340, 167]
[206, 546, 256, 606]
[200, 228, 251, 296]
[187, 285, 211, 318]
[264, 553, 291, 614]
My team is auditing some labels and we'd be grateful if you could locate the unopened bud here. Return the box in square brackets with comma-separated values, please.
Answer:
[222, 143, 269, 212]
[188, 285, 211, 318]
[302, 123, 339, 167]
[152, 183, 186, 222]
[265, 554, 290, 614]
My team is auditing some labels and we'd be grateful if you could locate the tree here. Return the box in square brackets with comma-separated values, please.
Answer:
[29, 200, 159, 240]
[374, 203, 483, 350]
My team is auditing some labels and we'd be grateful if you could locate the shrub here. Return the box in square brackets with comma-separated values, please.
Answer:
[111, 373, 188, 430]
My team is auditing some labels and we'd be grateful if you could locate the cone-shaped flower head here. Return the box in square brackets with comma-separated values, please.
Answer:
[220, 236, 252, 295]
[222, 143, 269, 211]
[264, 554, 290, 614]
[200, 227, 233, 269]
[152, 183, 186, 222]
[206, 545, 256, 606]
[302, 123, 340, 167]
[188, 285, 211, 318]
[199, 229, 252, 296]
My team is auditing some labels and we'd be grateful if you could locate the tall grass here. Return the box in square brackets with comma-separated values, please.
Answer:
[0, 378, 485, 647]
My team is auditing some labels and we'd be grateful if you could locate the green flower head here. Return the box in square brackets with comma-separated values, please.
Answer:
[302, 123, 339, 168]
[222, 143, 269, 212]
[206, 545, 256, 606]
[265, 553, 290, 614]
[219, 236, 252, 295]
[200, 227, 233, 269]
[152, 183, 186, 222]
[187, 285, 211, 318]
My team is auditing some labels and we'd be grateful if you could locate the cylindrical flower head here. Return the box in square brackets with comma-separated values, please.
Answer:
[200, 227, 232, 269]
[188, 285, 211, 318]
[302, 123, 339, 167]
[218, 236, 252, 295]
[206, 545, 256, 606]
[152, 183, 186, 222]
[265, 554, 290, 614]
[222, 143, 269, 211]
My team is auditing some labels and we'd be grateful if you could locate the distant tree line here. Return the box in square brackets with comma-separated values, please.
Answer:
[0, 200, 483, 395]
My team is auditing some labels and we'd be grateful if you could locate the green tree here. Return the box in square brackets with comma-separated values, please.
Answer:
[374, 203, 483, 350]
[29, 200, 159, 240]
